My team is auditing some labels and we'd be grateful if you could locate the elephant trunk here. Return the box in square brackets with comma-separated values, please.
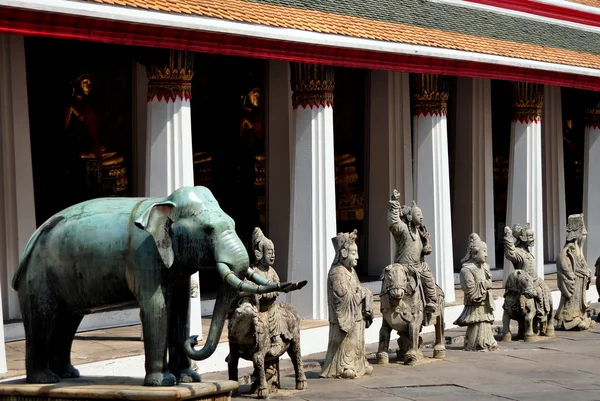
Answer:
[184, 230, 249, 361]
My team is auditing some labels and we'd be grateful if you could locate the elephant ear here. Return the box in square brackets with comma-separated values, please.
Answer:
[135, 201, 176, 268]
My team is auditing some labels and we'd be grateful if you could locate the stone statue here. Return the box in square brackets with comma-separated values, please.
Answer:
[454, 233, 498, 351]
[377, 190, 446, 365]
[555, 214, 595, 331]
[502, 224, 554, 340]
[12, 186, 306, 386]
[595, 256, 600, 323]
[226, 228, 307, 398]
[320, 229, 374, 379]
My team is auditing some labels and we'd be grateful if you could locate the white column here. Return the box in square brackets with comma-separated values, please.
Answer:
[583, 108, 600, 265]
[541, 85, 566, 263]
[411, 74, 455, 303]
[287, 64, 336, 320]
[367, 71, 412, 276]
[145, 51, 201, 340]
[452, 77, 496, 269]
[266, 60, 292, 281]
[0, 34, 38, 373]
[504, 82, 544, 282]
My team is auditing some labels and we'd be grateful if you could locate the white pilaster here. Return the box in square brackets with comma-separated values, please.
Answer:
[145, 53, 200, 340]
[541, 85, 566, 263]
[266, 60, 292, 281]
[132, 61, 148, 197]
[0, 34, 38, 373]
[453, 77, 496, 269]
[583, 109, 600, 265]
[412, 74, 455, 303]
[367, 71, 412, 276]
[504, 83, 544, 281]
[287, 64, 336, 320]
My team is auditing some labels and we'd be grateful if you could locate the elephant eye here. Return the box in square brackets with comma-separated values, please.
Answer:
[203, 226, 214, 235]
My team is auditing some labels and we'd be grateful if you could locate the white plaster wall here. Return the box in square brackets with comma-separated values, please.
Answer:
[541, 85, 566, 263]
[266, 60, 292, 281]
[453, 77, 496, 269]
[367, 71, 412, 277]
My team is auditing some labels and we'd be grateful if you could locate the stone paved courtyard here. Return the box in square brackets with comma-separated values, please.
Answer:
[206, 322, 600, 401]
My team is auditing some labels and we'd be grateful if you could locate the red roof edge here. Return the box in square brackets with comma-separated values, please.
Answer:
[464, 0, 600, 28]
[2, 7, 600, 91]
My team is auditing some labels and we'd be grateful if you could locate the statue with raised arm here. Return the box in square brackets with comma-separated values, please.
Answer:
[387, 189, 438, 313]
[320, 230, 374, 379]
[502, 224, 554, 340]
[555, 214, 594, 331]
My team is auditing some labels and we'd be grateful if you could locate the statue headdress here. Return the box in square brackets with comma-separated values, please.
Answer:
[251, 227, 273, 263]
[331, 229, 358, 266]
[460, 233, 485, 264]
[512, 223, 531, 243]
[566, 214, 586, 242]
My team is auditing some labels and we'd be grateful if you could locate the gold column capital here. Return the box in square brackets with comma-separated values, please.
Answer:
[290, 63, 335, 109]
[512, 82, 543, 124]
[411, 74, 449, 117]
[585, 108, 600, 129]
[147, 50, 194, 102]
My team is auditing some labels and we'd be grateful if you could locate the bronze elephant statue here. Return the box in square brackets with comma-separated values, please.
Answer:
[12, 186, 306, 386]
[226, 294, 306, 399]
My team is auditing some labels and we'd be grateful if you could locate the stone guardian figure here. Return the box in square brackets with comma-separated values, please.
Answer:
[555, 214, 595, 331]
[454, 233, 498, 351]
[320, 230, 374, 379]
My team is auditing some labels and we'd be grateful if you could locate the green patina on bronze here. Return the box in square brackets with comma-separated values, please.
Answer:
[12, 186, 306, 387]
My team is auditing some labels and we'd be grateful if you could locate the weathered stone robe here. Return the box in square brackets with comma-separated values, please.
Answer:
[454, 262, 497, 351]
[320, 265, 373, 379]
[555, 242, 594, 330]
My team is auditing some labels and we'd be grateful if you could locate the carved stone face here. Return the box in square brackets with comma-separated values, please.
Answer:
[525, 229, 535, 247]
[411, 207, 423, 227]
[342, 243, 359, 268]
[262, 242, 275, 266]
[473, 244, 487, 264]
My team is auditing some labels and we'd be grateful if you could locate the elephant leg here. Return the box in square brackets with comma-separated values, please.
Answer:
[545, 311, 555, 337]
[502, 312, 512, 342]
[168, 274, 200, 383]
[138, 273, 175, 387]
[376, 318, 392, 364]
[433, 314, 446, 359]
[20, 289, 61, 384]
[524, 309, 536, 341]
[48, 307, 84, 378]
[404, 321, 419, 365]
[288, 338, 306, 390]
[227, 344, 240, 383]
[253, 351, 269, 399]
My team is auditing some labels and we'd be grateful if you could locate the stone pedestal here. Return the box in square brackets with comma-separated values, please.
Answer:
[367, 71, 413, 276]
[0, 34, 38, 372]
[503, 82, 544, 282]
[287, 63, 336, 320]
[453, 77, 496, 269]
[411, 74, 455, 303]
[0, 377, 238, 401]
[541, 85, 566, 263]
[583, 108, 600, 265]
[145, 50, 201, 339]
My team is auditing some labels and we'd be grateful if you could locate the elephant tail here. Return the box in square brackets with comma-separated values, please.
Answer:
[12, 215, 65, 291]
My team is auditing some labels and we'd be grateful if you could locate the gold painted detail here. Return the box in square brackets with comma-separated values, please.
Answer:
[512, 82, 543, 123]
[290, 63, 335, 109]
[411, 74, 449, 117]
[585, 108, 600, 129]
[147, 50, 194, 102]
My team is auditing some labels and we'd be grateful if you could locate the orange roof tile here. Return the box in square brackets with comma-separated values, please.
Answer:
[567, 0, 600, 8]
[86, 0, 600, 70]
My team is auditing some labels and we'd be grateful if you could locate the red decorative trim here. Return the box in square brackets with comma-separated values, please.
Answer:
[464, 0, 600, 28]
[415, 110, 447, 117]
[3, 7, 600, 91]
[148, 92, 192, 103]
[295, 103, 334, 110]
[511, 117, 542, 124]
